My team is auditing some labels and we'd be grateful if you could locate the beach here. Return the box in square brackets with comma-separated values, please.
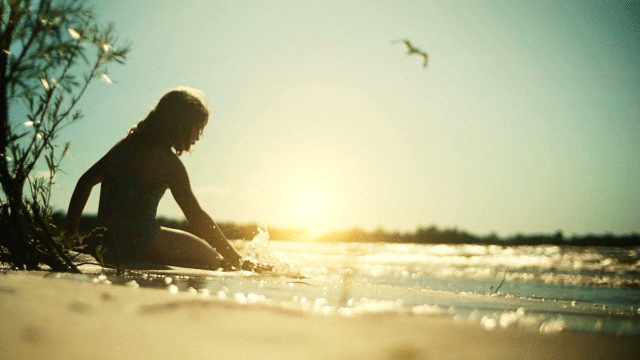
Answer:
[1, 271, 638, 360]
[2, 1, 639, 359]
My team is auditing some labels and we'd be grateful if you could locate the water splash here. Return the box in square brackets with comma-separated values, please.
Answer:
[243, 227, 271, 263]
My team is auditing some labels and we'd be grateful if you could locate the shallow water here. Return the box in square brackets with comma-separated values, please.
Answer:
[76, 233, 640, 336]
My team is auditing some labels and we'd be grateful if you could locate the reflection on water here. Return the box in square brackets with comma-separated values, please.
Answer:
[76, 238, 640, 336]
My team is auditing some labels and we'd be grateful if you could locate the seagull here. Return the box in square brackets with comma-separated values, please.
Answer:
[392, 39, 428, 68]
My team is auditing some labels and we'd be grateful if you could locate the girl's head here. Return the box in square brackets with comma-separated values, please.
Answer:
[129, 87, 209, 154]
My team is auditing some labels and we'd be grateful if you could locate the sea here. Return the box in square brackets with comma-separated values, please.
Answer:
[84, 229, 640, 336]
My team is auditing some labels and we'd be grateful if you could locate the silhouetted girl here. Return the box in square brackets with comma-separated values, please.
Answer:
[65, 87, 246, 270]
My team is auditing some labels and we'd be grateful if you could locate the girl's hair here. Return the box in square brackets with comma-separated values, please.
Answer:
[127, 87, 209, 155]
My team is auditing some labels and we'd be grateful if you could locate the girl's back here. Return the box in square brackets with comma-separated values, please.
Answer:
[97, 139, 169, 259]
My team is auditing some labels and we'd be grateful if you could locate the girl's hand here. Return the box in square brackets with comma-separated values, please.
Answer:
[60, 230, 82, 249]
[240, 258, 274, 273]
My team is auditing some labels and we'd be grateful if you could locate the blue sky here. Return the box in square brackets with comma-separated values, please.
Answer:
[45, 0, 639, 238]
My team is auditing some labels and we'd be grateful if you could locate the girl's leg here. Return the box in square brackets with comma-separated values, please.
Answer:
[144, 227, 224, 269]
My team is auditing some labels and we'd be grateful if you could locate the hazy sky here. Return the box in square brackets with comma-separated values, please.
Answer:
[46, 0, 639, 238]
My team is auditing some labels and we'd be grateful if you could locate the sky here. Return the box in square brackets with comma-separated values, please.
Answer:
[42, 0, 639, 239]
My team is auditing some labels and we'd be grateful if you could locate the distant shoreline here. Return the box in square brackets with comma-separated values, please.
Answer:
[51, 212, 640, 247]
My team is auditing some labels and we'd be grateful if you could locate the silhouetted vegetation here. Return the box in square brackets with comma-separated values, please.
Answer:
[0, 0, 128, 271]
[316, 226, 640, 247]
[50, 212, 640, 247]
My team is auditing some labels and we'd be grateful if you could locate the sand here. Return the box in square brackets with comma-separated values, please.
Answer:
[1, 271, 638, 360]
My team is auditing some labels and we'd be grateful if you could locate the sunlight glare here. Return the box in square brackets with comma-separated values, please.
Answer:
[288, 185, 331, 239]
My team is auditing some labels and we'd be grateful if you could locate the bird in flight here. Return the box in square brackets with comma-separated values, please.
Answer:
[393, 39, 428, 69]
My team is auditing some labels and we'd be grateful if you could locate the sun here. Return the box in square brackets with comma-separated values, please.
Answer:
[287, 186, 331, 239]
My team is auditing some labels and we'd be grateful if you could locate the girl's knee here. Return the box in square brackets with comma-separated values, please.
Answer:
[145, 227, 221, 269]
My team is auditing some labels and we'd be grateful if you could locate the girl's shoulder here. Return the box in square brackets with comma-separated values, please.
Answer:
[143, 145, 183, 174]
[115, 138, 173, 160]
[147, 145, 179, 162]
[107, 139, 179, 171]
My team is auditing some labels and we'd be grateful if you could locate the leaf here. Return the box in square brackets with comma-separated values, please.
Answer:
[68, 28, 82, 40]
[40, 78, 50, 90]
[71, 110, 83, 122]
[45, 154, 54, 172]
[100, 41, 114, 52]
[8, 132, 28, 144]
[60, 143, 70, 161]
[100, 73, 113, 84]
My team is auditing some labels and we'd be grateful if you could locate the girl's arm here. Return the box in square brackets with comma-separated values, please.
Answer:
[163, 152, 242, 268]
[64, 154, 108, 237]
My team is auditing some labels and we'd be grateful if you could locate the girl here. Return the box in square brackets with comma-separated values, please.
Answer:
[65, 87, 246, 270]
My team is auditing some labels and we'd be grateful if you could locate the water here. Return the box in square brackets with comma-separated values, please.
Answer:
[85, 233, 640, 336]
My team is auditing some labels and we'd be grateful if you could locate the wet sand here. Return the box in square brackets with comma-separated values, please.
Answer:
[1, 272, 638, 360]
